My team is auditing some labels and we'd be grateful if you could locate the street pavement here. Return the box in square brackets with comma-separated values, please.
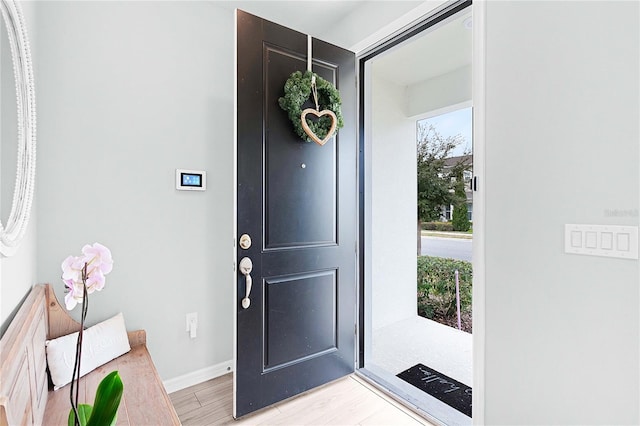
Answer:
[421, 236, 472, 261]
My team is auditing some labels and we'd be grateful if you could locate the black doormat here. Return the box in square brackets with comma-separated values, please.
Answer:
[396, 363, 472, 418]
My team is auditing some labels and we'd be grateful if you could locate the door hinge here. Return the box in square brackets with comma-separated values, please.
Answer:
[472, 176, 479, 192]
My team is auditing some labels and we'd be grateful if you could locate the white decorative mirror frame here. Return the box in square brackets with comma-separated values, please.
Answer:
[0, 0, 36, 257]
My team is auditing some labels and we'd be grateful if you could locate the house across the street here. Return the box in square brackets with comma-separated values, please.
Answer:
[441, 155, 473, 222]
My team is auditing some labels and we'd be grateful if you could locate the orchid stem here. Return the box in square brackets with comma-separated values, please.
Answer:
[70, 263, 89, 426]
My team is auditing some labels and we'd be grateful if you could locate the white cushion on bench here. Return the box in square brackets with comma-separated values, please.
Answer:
[46, 312, 131, 390]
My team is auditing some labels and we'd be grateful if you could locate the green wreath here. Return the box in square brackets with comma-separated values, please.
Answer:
[278, 70, 344, 143]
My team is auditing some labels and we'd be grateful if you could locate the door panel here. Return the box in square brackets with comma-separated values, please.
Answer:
[264, 270, 337, 370]
[264, 47, 337, 249]
[235, 10, 356, 418]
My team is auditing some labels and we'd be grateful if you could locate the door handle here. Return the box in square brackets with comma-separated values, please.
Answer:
[239, 257, 253, 309]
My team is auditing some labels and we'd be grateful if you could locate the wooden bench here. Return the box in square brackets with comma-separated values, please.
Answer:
[0, 284, 181, 425]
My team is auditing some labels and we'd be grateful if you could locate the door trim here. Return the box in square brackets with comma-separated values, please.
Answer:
[354, 0, 485, 424]
[470, 2, 486, 422]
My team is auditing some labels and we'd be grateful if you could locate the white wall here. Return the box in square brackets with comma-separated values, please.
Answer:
[482, 1, 639, 424]
[0, 223, 37, 334]
[34, 1, 234, 380]
[370, 74, 417, 330]
[1, 1, 38, 335]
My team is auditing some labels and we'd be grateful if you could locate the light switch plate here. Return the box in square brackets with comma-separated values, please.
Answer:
[186, 312, 198, 332]
[565, 224, 638, 260]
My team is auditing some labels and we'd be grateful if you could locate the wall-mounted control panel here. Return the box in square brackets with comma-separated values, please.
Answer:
[564, 224, 638, 260]
[176, 169, 206, 191]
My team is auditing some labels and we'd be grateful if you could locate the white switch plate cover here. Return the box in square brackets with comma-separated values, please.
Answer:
[186, 312, 198, 332]
[565, 224, 638, 260]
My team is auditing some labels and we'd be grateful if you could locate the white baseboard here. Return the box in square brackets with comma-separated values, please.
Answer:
[163, 359, 234, 394]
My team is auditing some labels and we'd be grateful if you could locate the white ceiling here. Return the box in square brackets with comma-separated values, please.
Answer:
[372, 9, 472, 87]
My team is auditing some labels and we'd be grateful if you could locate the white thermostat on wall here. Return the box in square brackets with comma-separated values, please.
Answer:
[176, 169, 206, 191]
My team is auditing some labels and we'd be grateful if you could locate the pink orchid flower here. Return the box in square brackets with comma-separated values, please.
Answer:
[63, 278, 85, 311]
[61, 255, 84, 282]
[82, 242, 113, 275]
[61, 243, 113, 311]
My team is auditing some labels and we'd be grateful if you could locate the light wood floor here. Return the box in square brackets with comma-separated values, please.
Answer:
[169, 373, 433, 425]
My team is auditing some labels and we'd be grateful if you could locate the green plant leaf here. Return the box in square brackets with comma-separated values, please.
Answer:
[68, 404, 92, 426]
[86, 371, 123, 426]
[417, 256, 472, 319]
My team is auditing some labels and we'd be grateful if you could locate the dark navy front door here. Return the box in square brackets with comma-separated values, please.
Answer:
[235, 9, 357, 418]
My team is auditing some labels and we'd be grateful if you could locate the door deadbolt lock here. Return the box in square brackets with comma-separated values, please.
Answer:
[239, 234, 252, 250]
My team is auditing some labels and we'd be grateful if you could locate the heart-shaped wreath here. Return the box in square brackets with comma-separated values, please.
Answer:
[278, 70, 344, 145]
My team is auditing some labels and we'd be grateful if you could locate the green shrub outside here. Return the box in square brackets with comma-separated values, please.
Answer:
[452, 203, 471, 232]
[436, 222, 454, 232]
[417, 256, 472, 320]
[421, 221, 454, 231]
[422, 222, 437, 230]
